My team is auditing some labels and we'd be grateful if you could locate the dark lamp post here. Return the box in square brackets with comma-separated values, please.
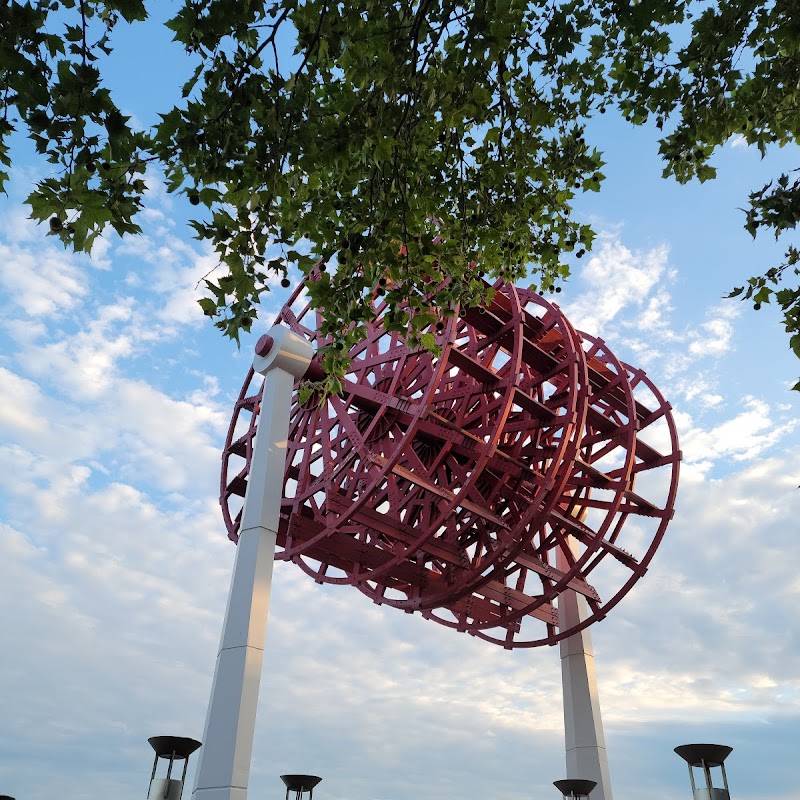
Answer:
[675, 743, 733, 800]
[146, 736, 202, 800]
[280, 774, 322, 800]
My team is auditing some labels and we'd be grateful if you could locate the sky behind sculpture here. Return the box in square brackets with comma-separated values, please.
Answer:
[0, 18, 799, 800]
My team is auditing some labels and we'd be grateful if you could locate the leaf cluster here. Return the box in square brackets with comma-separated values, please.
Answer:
[599, 0, 800, 386]
[3, 0, 800, 391]
[1, 1, 149, 249]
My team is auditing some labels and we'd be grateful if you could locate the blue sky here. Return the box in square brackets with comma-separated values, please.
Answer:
[1, 11, 799, 800]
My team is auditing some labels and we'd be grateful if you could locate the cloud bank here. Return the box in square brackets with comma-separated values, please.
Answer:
[0, 194, 798, 800]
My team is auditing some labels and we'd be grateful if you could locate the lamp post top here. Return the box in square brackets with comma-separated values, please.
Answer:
[674, 744, 733, 768]
[554, 779, 598, 798]
[280, 775, 322, 792]
[148, 736, 202, 760]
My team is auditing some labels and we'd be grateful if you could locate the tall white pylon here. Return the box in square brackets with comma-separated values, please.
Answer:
[192, 326, 313, 800]
[559, 584, 613, 800]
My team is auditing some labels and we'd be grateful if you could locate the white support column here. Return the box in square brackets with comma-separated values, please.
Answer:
[192, 326, 313, 800]
[559, 585, 613, 800]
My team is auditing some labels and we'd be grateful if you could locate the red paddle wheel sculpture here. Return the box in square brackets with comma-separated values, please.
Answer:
[221, 274, 680, 648]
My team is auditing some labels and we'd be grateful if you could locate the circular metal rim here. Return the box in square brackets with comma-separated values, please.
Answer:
[218, 275, 681, 648]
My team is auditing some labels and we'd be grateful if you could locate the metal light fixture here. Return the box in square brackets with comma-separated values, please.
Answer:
[674, 743, 733, 800]
[146, 736, 202, 800]
[280, 774, 322, 800]
[554, 779, 597, 799]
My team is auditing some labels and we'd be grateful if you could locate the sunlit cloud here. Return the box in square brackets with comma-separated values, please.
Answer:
[0, 237, 89, 317]
[564, 234, 674, 335]
[688, 303, 740, 358]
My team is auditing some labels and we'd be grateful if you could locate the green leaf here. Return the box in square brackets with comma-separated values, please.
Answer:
[419, 331, 437, 350]
[198, 297, 218, 317]
[1, 0, 799, 392]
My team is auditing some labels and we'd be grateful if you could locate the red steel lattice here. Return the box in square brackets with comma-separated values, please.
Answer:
[221, 275, 680, 648]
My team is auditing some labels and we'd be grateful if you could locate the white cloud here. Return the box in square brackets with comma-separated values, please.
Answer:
[636, 287, 676, 332]
[597, 451, 800, 728]
[678, 396, 798, 468]
[0, 367, 46, 432]
[88, 230, 113, 270]
[4, 440, 796, 800]
[19, 299, 138, 399]
[0, 239, 88, 317]
[115, 229, 224, 328]
[112, 379, 227, 490]
[564, 234, 674, 336]
[671, 375, 725, 410]
[687, 302, 740, 358]
[560, 230, 784, 422]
